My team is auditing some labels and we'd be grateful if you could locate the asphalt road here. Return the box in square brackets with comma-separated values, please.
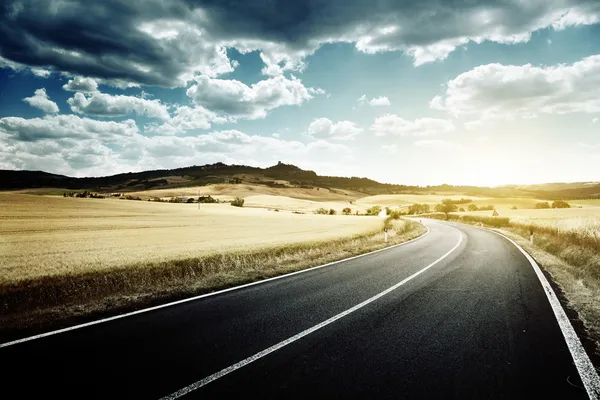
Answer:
[0, 220, 593, 399]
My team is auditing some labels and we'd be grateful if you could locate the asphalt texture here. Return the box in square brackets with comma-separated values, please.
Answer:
[0, 220, 590, 399]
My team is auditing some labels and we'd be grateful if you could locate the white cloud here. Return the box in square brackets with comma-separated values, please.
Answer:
[68, 91, 170, 120]
[186, 75, 322, 119]
[144, 105, 226, 135]
[63, 76, 98, 93]
[307, 118, 363, 141]
[358, 95, 391, 106]
[371, 115, 455, 137]
[414, 140, 463, 151]
[0, 112, 352, 177]
[593, 117, 598, 123]
[22, 88, 59, 113]
[3, 1, 599, 87]
[381, 144, 399, 154]
[431, 55, 600, 119]
[0, 114, 138, 142]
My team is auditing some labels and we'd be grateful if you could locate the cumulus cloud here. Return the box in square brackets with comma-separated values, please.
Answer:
[2, 1, 600, 87]
[0, 113, 351, 177]
[0, 114, 138, 142]
[144, 105, 227, 135]
[431, 54, 600, 119]
[68, 91, 171, 120]
[358, 95, 391, 106]
[371, 115, 455, 137]
[186, 75, 322, 119]
[22, 88, 59, 113]
[381, 144, 399, 154]
[63, 77, 98, 93]
[307, 118, 363, 141]
[414, 140, 463, 151]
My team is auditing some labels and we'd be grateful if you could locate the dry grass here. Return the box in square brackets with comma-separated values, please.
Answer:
[433, 207, 600, 352]
[128, 183, 364, 202]
[0, 193, 383, 284]
[457, 207, 600, 231]
[0, 193, 425, 337]
[495, 229, 600, 357]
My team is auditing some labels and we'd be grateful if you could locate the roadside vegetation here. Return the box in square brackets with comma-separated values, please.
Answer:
[0, 193, 425, 339]
[420, 207, 600, 353]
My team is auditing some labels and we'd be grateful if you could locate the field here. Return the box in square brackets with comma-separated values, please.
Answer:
[456, 207, 600, 232]
[0, 193, 384, 285]
[127, 183, 363, 202]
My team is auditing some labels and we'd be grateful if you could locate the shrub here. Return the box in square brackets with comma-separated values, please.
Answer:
[478, 205, 495, 211]
[366, 205, 382, 216]
[198, 195, 218, 204]
[408, 203, 430, 215]
[461, 215, 510, 227]
[467, 204, 479, 212]
[459, 207, 465, 212]
[535, 202, 551, 209]
[511, 205, 518, 210]
[552, 200, 571, 209]
[388, 210, 401, 220]
[186, 198, 196, 203]
[342, 207, 352, 215]
[329, 209, 336, 215]
[314, 208, 329, 215]
[231, 197, 245, 207]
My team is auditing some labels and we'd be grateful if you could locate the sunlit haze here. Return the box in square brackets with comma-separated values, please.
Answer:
[1, 1, 600, 186]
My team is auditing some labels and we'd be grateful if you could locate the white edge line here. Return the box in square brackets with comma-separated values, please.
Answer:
[486, 229, 600, 399]
[0, 223, 431, 349]
[159, 226, 463, 400]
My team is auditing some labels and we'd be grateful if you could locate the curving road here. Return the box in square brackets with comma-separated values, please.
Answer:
[0, 220, 597, 399]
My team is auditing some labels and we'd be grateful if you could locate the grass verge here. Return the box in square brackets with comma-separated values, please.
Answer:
[0, 219, 426, 342]
[422, 212, 600, 357]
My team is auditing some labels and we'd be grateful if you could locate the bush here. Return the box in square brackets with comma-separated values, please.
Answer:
[552, 200, 571, 209]
[231, 197, 245, 207]
[461, 215, 510, 227]
[467, 204, 479, 212]
[511, 205, 518, 210]
[459, 207, 465, 212]
[366, 205, 382, 216]
[342, 207, 352, 215]
[198, 195, 219, 204]
[478, 205, 495, 211]
[315, 208, 329, 215]
[388, 210, 401, 220]
[329, 209, 337, 215]
[535, 202, 551, 209]
[408, 203, 430, 215]
[186, 198, 196, 203]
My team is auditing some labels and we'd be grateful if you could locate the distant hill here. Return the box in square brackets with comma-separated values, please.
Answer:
[1, 161, 597, 199]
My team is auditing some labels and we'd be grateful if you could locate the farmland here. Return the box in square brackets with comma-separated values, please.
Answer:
[0, 193, 383, 285]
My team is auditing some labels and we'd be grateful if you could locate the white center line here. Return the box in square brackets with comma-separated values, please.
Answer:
[159, 226, 463, 400]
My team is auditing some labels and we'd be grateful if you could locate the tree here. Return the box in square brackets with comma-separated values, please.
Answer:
[435, 202, 458, 219]
[459, 207, 465, 212]
[552, 200, 571, 209]
[535, 202, 551, 209]
[329, 208, 337, 215]
[408, 203, 430, 215]
[467, 204, 479, 212]
[342, 207, 352, 215]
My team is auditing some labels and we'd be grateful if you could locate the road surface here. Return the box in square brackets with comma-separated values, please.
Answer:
[0, 220, 595, 399]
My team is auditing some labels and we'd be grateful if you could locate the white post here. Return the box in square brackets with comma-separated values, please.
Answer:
[530, 234, 534, 245]
[384, 230, 388, 243]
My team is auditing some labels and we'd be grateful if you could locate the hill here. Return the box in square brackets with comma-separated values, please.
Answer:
[1, 162, 598, 199]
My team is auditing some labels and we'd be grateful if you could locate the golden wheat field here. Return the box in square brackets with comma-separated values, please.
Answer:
[0, 193, 383, 284]
[456, 207, 600, 231]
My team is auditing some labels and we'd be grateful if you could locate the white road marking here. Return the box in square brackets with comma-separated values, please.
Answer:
[159, 226, 463, 400]
[490, 230, 600, 399]
[0, 224, 431, 348]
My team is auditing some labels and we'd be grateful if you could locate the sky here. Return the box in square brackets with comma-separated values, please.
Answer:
[1, 1, 600, 186]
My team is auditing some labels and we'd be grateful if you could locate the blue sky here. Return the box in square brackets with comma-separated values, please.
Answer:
[1, 1, 600, 186]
